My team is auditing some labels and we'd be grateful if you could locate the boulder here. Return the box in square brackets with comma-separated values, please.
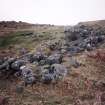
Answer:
[20, 53, 34, 63]
[32, 52, 47, 62]
[40, 65, 50, 75]
[41, 64, 67, 84]
[11, 59, 26, 71]
[46, 53, 63, 65]
[50, 64, 68, 80]
[20, 66, 36, 86]
[0, 62, 8, 70]
[41, 68, 55, 84]
[66, 46, 84, 55]
[41, 73, 54, 84]
[15, 85, 24, 94]
[0, 58, 5, 65]
[0, 57, 16, 71]
[38, 60, 46, 66]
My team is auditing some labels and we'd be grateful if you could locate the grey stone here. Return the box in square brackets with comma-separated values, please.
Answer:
[32, 52, 47, 62]
[38, 60, 46, 66]
[41, 73, 55, 84]
[20, 66, 36, 86]
[11, 59, 26, 71]
[20, 53, 34, 63]
[46, 53, 63, 65]
[51, 64, 68, 80]
[66, 46, 84, 55]
[69, 57, 80, 68]
[41, 64, 68, 84]
[0, 57, 16, 71]
[0, 58, 4, 65]
[16, 85, 24, 94]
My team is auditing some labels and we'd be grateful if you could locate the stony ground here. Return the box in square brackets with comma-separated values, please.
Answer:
[0, 22, 105, 105]
[1, 51, 105, 105]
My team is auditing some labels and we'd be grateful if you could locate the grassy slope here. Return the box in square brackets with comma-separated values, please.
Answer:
[0, 26, 64, 57]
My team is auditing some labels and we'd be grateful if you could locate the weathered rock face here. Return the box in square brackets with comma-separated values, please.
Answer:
[65, 25, 105, 54]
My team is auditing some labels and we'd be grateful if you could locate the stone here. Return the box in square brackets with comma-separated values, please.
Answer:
[32, 52, 47, 62]
[24, 76, 36, 86]
[66, 46, 84, 55]
[0, 58, 4, 65]
[46, 53, 63, 65]
[41, 64, 67, 84]
[41, 64, 68, 84]
[51, 64, 68, 80]
[41, 73, 54, 84]
[69, 57, 80, 68]
[38, 60, 46, 66]
[20, 66, 36, 86]
[0, 62, 8, 70]
[40, 65, 50, 75]
[0, 57, 16, 71]
[20, 53, 34, 63]
[11, 59, 26, 71]
[16, 85, 24, 94]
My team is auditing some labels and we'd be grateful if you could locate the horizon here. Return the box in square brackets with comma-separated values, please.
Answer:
[0, 0, 105, 25]
[1, 19, 105, 26]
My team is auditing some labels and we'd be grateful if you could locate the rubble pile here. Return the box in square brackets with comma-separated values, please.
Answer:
[0, 42, 68, 86]
[65, 25, 105, 55]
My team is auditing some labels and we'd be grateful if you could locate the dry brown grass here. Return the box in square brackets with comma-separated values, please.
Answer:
[0, 51, 105, 105]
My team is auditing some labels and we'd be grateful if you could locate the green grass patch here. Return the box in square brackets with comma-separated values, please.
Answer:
[0, 31, 33, 48]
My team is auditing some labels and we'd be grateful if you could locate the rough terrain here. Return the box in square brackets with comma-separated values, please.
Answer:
[0, 20, 105, 105]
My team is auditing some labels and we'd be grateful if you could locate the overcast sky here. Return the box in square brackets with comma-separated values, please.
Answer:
[0, 0, 105, 25]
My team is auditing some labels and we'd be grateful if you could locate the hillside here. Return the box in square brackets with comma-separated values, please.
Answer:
[78, 20, 105, 29]
[0, 21, 64, 57]
[0, 20, 105, 105]
[0, 21, 56, 37]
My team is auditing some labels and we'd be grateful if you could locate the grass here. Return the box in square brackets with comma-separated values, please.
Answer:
[0, 27, 64, 54]
[0, 31, 52, 54]
[0, 31, 34, 48]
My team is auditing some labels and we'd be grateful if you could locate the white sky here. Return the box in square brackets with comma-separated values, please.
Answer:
[0, 0, 105, 25]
